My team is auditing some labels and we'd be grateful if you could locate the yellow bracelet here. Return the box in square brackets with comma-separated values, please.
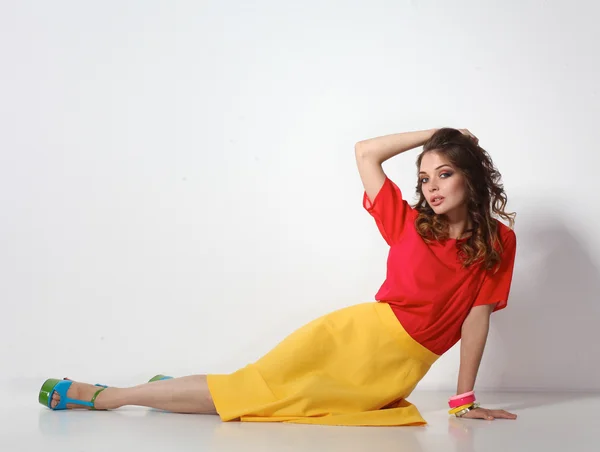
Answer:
[455, 402, 480, 417]
[448, 403, 474, 415]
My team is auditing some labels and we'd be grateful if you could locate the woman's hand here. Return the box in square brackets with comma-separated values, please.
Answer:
[458, 128, 479, 145]
[460, 406, 517, 420]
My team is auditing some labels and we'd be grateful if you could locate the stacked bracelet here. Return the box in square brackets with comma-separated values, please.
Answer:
[448, 403, 474, 415]
[448, 391, 475, 408]
[454, 402, 480, 417]
[448, 394, 475, 409]
[448, 391, 479, 417]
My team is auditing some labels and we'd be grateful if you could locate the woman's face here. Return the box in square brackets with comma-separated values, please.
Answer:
[419, 151, 468, 216]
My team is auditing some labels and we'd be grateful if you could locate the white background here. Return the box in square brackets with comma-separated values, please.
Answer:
[2, 0, 599, 394]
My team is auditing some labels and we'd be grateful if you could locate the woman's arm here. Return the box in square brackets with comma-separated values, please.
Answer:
[457, 304, 494, 394]
[456, 304, 517, 420]
[355, 128, 438, 203]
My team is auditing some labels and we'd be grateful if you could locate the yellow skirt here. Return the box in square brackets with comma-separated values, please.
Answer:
[207, 302, 439, 426]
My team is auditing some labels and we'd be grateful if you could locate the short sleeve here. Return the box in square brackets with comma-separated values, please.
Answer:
[363, 177, 414, 246]
[472, 229, 517, 312]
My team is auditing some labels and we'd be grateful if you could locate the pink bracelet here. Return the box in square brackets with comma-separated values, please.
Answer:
[449, 391, 474, 401]
[448, 394, 476, 409]
[448, 391, 476, 409]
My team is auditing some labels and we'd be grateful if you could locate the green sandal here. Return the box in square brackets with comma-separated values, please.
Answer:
[148, 374, 172, 383]
[39, 378, 108, 410]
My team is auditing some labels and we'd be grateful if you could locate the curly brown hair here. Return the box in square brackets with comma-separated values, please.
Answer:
[414, 128, 516, 271]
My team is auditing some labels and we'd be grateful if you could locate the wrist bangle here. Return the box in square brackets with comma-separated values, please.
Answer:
[455, 402, 480, 418]
[448, 394, 476, 409]
[448, 403, 474, 415]
[449, 391, 474, 402]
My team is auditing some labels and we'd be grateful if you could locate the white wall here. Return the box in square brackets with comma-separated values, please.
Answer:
[2, 0, 599, 394]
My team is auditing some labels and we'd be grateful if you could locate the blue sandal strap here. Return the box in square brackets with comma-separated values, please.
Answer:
[62, 387, 106, 410]
[62, 396, 93, 408]
[50, 380, 108, 410]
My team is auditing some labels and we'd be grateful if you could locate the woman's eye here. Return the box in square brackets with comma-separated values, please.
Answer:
[440, 172, 452, 178]
[421, 177, 429, 184]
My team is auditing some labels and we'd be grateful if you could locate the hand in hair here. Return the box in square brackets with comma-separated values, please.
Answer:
[458, 129, 479, 146]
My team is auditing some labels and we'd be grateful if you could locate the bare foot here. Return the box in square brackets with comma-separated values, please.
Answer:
[50, 379, 113, 410]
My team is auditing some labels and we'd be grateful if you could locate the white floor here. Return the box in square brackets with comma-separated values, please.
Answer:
[2, 389, 599, 452]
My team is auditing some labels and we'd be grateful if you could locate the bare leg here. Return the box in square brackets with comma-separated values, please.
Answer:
[50, 376, 218, 414]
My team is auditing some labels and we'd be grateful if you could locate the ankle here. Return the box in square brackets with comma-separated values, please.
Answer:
[95, 388, 124, 410]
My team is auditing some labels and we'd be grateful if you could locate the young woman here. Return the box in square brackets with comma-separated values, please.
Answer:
[39, 127, 518, 425]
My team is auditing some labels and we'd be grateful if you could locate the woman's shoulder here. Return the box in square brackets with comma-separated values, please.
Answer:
[495, 219, 516, 246]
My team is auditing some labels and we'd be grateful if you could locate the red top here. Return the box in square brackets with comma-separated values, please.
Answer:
[364, 177, 517, 355]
